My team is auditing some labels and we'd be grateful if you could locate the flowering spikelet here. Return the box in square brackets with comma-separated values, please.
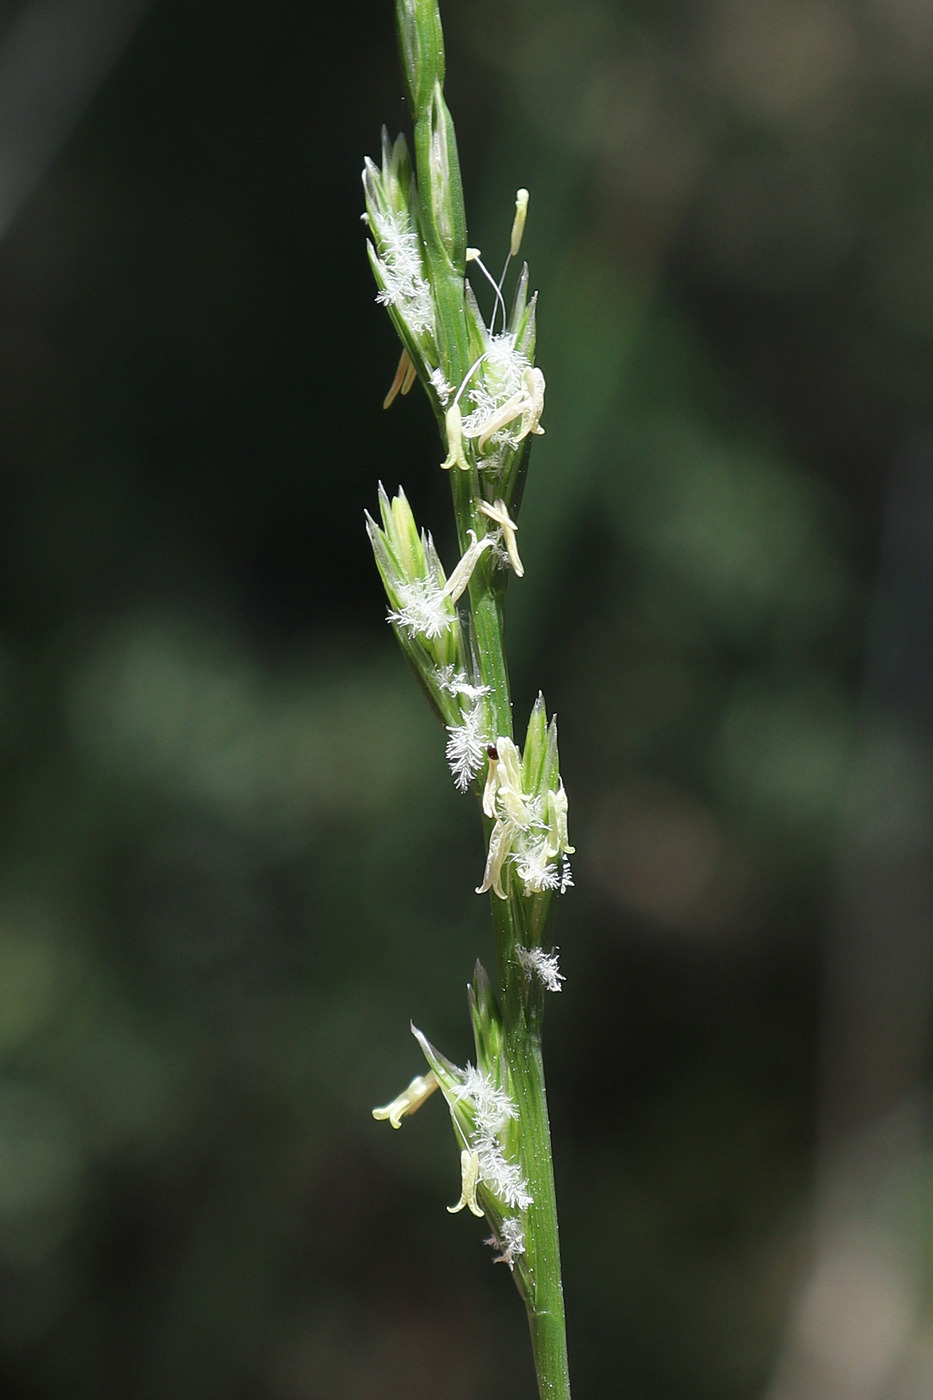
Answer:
[476, 718, 574, 900]
[374, 508, 494, 646]
[461, 333, 528, 447]
[401, 1020, 534, 1225]
[458, 1067, 532, 1211]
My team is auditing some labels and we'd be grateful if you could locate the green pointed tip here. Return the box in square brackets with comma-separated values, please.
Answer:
[396, 0, 446, 116]
[469, 961, 504, 1069]
[522, 693, 549, 794]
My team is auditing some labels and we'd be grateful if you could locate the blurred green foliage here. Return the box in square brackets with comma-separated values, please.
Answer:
[0, 0, 931, 1397]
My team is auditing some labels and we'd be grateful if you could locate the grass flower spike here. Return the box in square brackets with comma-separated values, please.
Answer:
[364, 4, 573, 1398]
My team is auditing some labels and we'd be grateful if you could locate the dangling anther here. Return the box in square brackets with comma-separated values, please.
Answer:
[510, 189, 529, 258]
[384, 348, 417, 409]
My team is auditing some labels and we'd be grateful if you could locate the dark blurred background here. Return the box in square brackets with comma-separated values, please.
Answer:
[0, 0, 931, 1396]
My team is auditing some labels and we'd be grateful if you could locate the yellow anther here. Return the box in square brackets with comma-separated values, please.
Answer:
[383, 348, 417, 409]
[545, 785, 575, 859]
[510, 189, 529, 258]
[481, 743, 501, 819]
[372, 1070, 439, 1129]
[442, 529, 495, 604]
[479, 497, 524, 578]
[448, 1149, 484, 1217]
[520, 366, 546, 439]
[469, 367, 545, 453]
[440, 402, 471, 471]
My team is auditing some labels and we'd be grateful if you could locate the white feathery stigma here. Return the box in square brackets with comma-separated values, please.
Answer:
[388, 531, 493, 640]
[459, 1066, 518, 1132]
[388, 577, 453, 639]
[429, 366, 453, 404]
[460, 333, 528, 448]
[446, 703, 488, 792]
[436, 665, 490, 702]
[374, 210, 434, 337]
[516, 945, 564, 993]
[514, 838, 561, 893]
[481, 1152, 533, 1212]
[488, 1214, 526, 1268]
[559, 857, 574, 894]
[456, 1067, 532, 1213]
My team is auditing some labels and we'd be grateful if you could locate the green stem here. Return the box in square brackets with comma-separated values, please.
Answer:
[450, 447, 570, 1400]
[493, 896, 572, 1400]
[469, 572, 570, 1400]
[443, 295, 571, 1400]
